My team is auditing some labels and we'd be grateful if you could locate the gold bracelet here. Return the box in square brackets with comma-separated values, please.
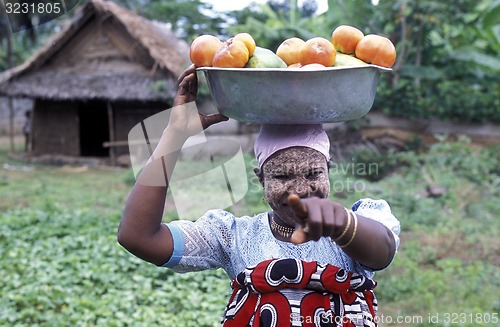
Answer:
[339, 211, 358, 249]
[335, 208, 352, 241]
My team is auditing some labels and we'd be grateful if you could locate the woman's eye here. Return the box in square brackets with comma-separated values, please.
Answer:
[307, 170, 322, 179]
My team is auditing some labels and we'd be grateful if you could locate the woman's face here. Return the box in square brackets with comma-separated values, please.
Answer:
[261, 147, 329, 225]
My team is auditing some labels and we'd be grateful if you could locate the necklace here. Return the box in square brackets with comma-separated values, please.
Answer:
[270, 216, 295, 238]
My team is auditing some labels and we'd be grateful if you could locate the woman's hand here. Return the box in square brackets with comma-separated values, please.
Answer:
[288, 194, 397, 270]
[287, 194, 349, 244]
[170, 64, 228, 133]
[173, 64, 198, 107]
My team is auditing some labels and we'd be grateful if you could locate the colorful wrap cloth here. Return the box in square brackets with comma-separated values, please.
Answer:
[222, 259, 378, 327]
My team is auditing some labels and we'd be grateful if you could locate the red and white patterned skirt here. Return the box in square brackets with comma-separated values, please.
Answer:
[222, 258, 378, 327]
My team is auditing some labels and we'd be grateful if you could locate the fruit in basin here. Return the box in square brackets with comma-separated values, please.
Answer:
[334, 53, 368, 67]
[301, 63, 327, 70]
[276, 37, 306, 66]
[234, 33, 256, 57]
[212, 38, 250, 68]
[287, 63, 302, 69]
[190, 34, 223, 67]
[244, 46, 287, 68]
[299, 37, 336, 67]
[355, 34, 396, 68]
[331, 25, 364, 54]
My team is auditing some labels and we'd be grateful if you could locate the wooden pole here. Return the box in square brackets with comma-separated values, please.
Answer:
[106, 101, 116, 166]
[28, 101, 34, 154]
[8, 97, 14, 152]
[6, 18, 14, 152]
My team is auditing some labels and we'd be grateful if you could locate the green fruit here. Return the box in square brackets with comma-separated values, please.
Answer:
[334, 53, 368, 67]
[244, 47, 287, 68]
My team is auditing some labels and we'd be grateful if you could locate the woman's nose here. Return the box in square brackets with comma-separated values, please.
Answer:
[290, 177, 313, 197]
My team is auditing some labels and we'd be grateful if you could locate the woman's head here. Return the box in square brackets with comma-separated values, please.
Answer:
[260, 146, 330, 222]
[254, 124, 330, 170]
[253, 125, 331, 223]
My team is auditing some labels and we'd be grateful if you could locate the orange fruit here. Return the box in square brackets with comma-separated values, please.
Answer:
[212, 38, 250, 68]
[276, 37, 306, 66]
[331, 25, 364, 54]
[299, 37, 336, 67]
[233, 33, 256, 57]
[287, 63, 303, 69]
[301, 63, 327, 70]
[355, 34, 396, 68]
[189, 34, 223, 67]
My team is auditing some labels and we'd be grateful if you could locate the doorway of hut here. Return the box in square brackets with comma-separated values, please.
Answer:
[78, 101, 110, 157]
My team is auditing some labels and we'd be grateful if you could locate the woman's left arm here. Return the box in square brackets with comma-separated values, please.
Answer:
[335, 212, 397, 270]
[289, 195, 399, 270]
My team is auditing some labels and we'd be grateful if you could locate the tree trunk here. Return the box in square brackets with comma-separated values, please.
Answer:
[392, 0, 407, 90]
[414, 19, 425, 88]
[6, 23, 15, 152]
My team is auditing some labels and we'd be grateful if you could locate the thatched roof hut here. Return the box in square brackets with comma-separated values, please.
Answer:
[0, 0, 190, 163]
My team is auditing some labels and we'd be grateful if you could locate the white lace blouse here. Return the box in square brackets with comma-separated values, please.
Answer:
[164, 198, 400, 279]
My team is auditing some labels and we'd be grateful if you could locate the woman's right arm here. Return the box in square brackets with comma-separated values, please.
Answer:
[117, 130, 185, 266]
[117, 65, 227, 266]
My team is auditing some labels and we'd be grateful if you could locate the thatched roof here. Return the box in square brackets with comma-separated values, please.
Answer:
[0, 0, 190, 101]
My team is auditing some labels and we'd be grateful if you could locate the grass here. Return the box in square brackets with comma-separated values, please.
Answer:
[0, 137, 499, 326]
[0, 144, 231, 326]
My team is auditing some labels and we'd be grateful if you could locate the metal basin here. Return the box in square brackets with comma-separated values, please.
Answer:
[198, 65, 391, 124]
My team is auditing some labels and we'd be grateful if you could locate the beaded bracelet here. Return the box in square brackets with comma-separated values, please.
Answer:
[339, 211, 358, 249]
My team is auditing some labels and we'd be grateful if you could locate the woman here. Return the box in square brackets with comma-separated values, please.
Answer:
[118, 64, 400, 326]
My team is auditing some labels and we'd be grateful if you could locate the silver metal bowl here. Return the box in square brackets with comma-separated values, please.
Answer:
[198, 65, 391, 124]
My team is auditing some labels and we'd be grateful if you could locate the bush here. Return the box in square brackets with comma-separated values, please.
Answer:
[375, 74, 500, 123]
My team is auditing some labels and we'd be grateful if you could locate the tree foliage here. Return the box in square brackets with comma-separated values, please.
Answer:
[372, 0, 500, 122]
[133, 0, 229, 42]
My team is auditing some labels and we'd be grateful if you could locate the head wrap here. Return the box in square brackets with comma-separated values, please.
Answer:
[254, 124, 331, 169]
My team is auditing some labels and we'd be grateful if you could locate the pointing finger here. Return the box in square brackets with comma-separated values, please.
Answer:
[288, 194, 308, 220]
[291, 226, 308, 244]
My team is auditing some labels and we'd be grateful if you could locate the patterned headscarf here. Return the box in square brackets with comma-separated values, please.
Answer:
[254, 124, 331, 169]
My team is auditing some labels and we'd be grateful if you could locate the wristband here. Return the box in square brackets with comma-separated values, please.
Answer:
[339, 211, 358, 249]
[336, 208, 352, 241]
